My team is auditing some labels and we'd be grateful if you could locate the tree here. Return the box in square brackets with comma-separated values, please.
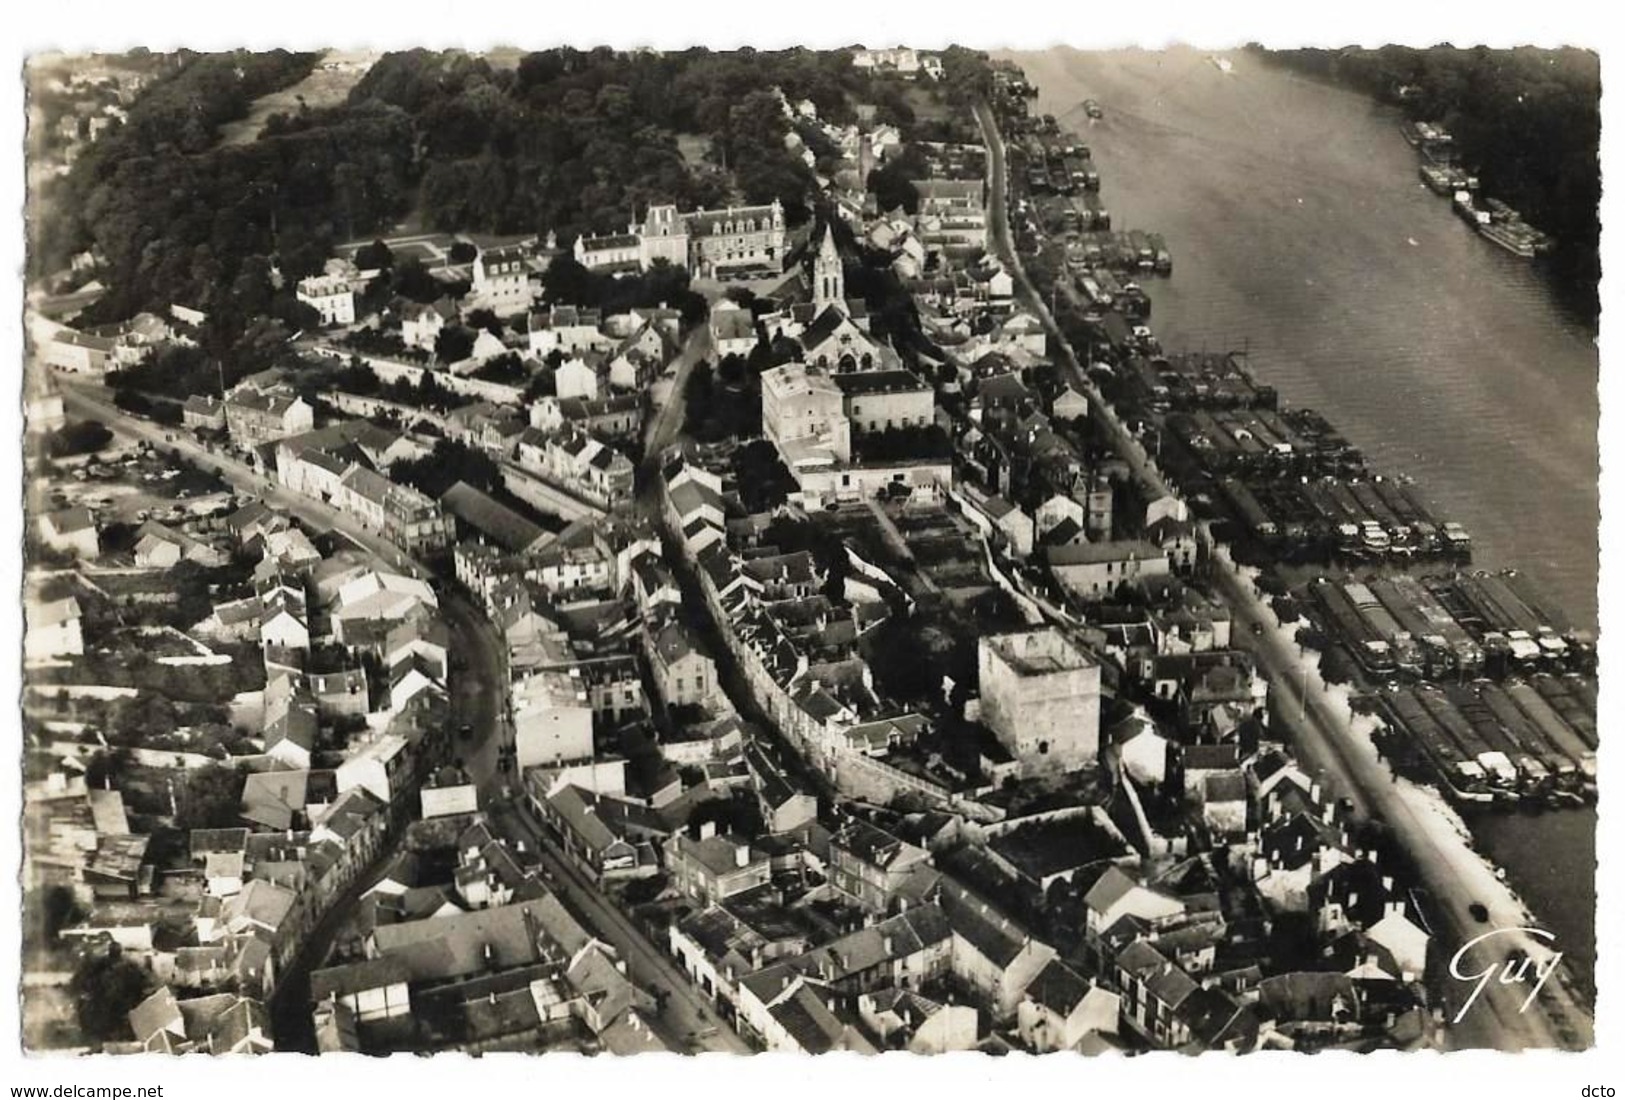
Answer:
[174, 765, 245, 831]
[355, 238, 394, 272]
[717, 353, 746, 386]
[47, 420, 113, 458]
[435, 324, 477, 364]
[83, 748, 135, 789]
[464, 307, 503, 336]
[69, 947, 150, 1042]
[449, 241, 478, 264]
[26, 884, 84, 947]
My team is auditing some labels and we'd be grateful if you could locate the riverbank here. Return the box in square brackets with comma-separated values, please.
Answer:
[1242, 45, 1600, 327]
[994, 44, 1598, 1008]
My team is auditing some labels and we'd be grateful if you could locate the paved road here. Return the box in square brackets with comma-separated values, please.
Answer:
[975, 99, 1171, 508]
[445, 593, 751, 1054]
[58, 379, 427, 580]
[1218, 549, 1592, 1049]
[62, 378, 751, 1052]
[642, 322, 712, 461]
[978, 100, 1592, 1051]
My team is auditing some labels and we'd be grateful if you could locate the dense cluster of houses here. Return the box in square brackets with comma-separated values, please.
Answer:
[306, 837, 672, 1053]
[24, 485, 466, 1055]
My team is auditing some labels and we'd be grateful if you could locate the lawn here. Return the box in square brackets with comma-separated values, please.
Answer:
[215, 50, 380, 148]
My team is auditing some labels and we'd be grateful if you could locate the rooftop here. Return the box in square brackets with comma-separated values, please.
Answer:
[981, 628, 1095, 676]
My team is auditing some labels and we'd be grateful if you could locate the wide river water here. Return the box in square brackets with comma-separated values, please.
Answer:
[996, 46, 1598, 990]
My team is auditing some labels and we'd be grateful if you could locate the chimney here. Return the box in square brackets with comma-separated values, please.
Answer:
[1322, 801, 1336, 825]
[735, 845, 750, 869]
[883, 935, 894, 956]
[1382, 875, 1393, 893]
[1310, 781, 1321, 804]
[699, 820, 717, 841]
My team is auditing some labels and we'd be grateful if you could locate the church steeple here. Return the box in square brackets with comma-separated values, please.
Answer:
[813, 222, 844, 314]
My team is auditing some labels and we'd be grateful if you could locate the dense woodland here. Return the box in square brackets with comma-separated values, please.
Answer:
[33, 46, 995, 348]
[1256, 45, 1601, 322]
[36, 49, 862, 331]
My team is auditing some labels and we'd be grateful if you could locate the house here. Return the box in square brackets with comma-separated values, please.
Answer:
[26, 596, 84, 660]
[296, 274, 356, 327]
[1017, 959, 1121, 1052]
[969, 493, 1034, 558]
[260, 526, 322, 571]
[833, 369, 934, 432]
[472, 244, 533, 312]
[541, 785, 656, 882]
[400, 298, 457, 351]
[1052, 385, 1088, 422]
[224, 390, 314, 448]
[133, 520, 226, 569]
[858, 988, 978, 1053]
[1201, 772, 1249, 838]
[533, 430, 635, 506]
[420, 766, 479, 820]
[38, 507, 99, 558]
[334, 735, 416, 807]
[1364, 903, 1431, 983]
[554, 356, 599, 401]
[512, 670, 594, 769]
[574, 230, 643, 272]
[182, 395, 227, 431]
[1083, 866, 1188, 942]
[1034, 493, 1086, 540]
[1148, 516, 1200, 573]
[1113, 939, 1200, 1047]
[665, 830, 772, 905]
[938, 881, 1057, 1021]
[1048, 540, 1171, 600]
[754, 976, 878, 1054]
[128, 988, 274, 1054]
[828, 820, 931, 915]
[240, 770, 311, 831]
[40, 327, 116, 374]
[309, 668, 369, 720]
[646, 616, 718, 710]
[332, 465, 456, 556]
[526, 305, 610, 357]
[1108, 713, 1172, 787]
[710, 298, 759, 359]
[745, 743, 818, 835]
[228, 501, 290, 548]
[1251, 812, 1352, 913]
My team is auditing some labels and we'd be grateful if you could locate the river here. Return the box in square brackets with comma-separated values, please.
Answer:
[995, 46, 1598, 992]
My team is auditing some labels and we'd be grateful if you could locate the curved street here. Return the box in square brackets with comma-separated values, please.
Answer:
[60, 374, 750, 1054]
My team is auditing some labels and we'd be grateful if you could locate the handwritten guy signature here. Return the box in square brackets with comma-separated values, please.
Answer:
[1449, 926, 1563, 1024]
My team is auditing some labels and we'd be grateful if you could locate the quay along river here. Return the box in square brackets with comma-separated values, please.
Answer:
[996, 46, 1598, 994]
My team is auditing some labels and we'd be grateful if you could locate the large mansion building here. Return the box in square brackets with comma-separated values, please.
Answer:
[576, 200, 789, 280]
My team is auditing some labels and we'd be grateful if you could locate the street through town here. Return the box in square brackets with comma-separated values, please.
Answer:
[62, 376, 751, 1054]
[976, 95, 1593, 1052]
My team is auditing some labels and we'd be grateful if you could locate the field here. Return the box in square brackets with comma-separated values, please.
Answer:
[215, 49, 381, 148]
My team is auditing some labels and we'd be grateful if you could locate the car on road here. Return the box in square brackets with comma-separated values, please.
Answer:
[1084, 99, 1104, 119]
[1250, 622, 1265, 636]
[459, 723, 473, 741]
[1469, 902, 1490, 923]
